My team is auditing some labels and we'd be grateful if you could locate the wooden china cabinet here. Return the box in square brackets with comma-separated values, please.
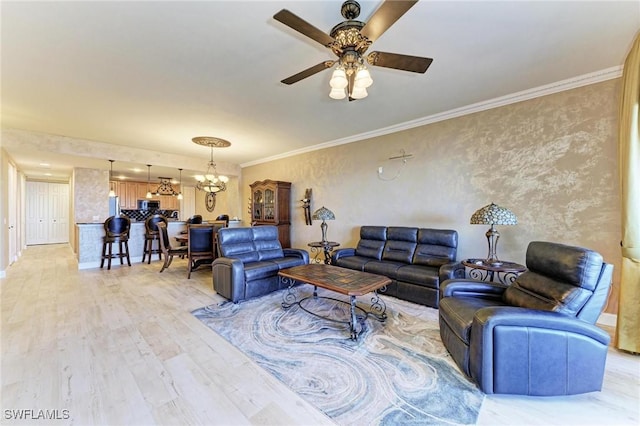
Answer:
[250, 180, 291, 248]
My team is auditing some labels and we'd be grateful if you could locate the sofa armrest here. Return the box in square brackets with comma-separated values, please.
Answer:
[212, 257, 246, 303]
[439, 261, 466, 282]
[441, 278, 508, 299]
[471, 306, 611, 395]
[331, 248, 356, 263]
[283, 248, 310, 264]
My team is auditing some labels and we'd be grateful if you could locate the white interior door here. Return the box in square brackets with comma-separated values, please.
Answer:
[49, 183, 69, 243]
[26, 181, 70, 245]
[8, 163, 17, 264]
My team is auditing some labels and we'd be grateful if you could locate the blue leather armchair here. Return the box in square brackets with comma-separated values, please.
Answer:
[439, 241, 613, 396]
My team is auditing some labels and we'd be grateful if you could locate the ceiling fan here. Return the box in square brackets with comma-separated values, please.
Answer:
[274, 0, 433, 101]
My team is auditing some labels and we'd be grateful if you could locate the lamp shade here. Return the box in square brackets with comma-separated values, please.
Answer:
[351, 86, 368, 99]
[354, 68, 373, 88]
[312, 206, 335, 221]
[470, 203, 517, 225]
[329, 87, 346, 99]
[329, 68, 348, 89]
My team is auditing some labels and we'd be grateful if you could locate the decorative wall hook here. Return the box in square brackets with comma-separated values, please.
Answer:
[301, 188, 313, 225]
[377, 149, 413, 181]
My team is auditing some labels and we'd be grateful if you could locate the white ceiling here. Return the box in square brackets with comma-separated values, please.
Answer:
[2, 1, 639, 180]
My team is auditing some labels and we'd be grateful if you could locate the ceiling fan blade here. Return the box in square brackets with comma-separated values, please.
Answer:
[367, 51, 433, 73]
[274, 9, 335, 47]
[281, 61, 335, 85]
[360, 0, 419, 43]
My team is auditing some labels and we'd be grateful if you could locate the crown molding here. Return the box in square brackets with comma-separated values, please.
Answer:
[241, 66, 623, 168]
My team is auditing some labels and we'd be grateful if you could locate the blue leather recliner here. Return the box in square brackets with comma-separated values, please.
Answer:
[438, 241, 613, 396]
[213, 226, 309, 303]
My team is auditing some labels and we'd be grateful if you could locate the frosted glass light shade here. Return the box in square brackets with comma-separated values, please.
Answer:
[354, 68, 373, 88]
[351, 86, 368, 99]
[329, 68, 348, 89]
[329, 87, 347, 99]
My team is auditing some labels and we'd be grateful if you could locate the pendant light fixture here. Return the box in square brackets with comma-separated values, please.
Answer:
[177, 168, 183, 200]
[193, 137, 231, 193]
[108, 160, 116, 197]
[146, 165, 153, 199]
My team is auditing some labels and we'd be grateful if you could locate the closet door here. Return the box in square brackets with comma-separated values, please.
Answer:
[49, 183, 69, 243]
[26, 181, 70, 245]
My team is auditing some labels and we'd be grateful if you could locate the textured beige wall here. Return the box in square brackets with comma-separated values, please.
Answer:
[242, 79, 622, 313]
[73, 167, 110, 224]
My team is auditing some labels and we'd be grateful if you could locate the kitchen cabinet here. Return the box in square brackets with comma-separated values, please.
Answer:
[250, 180, 291, 248]
[111, 180, 181, 210]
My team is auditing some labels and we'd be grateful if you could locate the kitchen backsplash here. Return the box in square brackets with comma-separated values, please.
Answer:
[121, 209, 179, 222]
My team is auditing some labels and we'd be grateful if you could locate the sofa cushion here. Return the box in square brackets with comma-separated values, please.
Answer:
[255, 239, 284, 261]
[396, 264, 439, 288]
[382, 227, 418, 263]
[364, 260, 405, 279]
[243, 261, 280, 281]
[271, 256, 306, 270]
[412, 228, 458, 267]
[217, 228, 260, 263]
[354, 226, 387, 260]
[334, 255, 372, 271]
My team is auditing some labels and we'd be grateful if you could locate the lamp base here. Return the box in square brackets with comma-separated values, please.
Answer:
[485, 225, 502, 267]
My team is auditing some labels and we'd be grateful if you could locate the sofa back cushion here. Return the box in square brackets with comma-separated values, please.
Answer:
[503, 241, 605, 318]
[412, 228, 458, 267]
[252, 226, 284, 261]
[355, 226, 387, 260]
[217, 227, 259, 263]
[382, 227, 418, 264]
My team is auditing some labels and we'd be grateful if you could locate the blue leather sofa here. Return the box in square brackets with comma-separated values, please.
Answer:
[439, 241, 613, 395]
[331, 226, 465, 308]
[212, 226, 309, 303]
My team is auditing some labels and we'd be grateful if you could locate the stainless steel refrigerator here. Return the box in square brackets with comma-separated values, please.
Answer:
[109, 196, 120, 217]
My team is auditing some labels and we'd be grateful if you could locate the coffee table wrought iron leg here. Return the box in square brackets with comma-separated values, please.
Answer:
[281, 277, 297, 309]
[369, 291, 387, 321]
[349, 295, 359, 340]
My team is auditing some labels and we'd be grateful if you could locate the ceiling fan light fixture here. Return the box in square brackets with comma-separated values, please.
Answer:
[329, 67, 348, 89]
[329, 87, 347, 99]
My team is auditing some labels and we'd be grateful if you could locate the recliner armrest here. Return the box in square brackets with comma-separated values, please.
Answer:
[439, 261, 466, 282]
[441, 279, 508, 299]
[331, 248, 356, 263]
[212, 257, 246, 303]
[283, 248, 310, 264]
[474, 306, 611, 343]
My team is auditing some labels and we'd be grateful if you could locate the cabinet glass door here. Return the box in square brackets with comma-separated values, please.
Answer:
[253, 190, 263, 221]
[264, 189, 275, 221]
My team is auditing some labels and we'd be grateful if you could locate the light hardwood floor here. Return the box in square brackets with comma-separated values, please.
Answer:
[1, 244, 638, 425]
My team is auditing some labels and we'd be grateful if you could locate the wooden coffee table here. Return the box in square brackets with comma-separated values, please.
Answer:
[278, 264, 391, 340]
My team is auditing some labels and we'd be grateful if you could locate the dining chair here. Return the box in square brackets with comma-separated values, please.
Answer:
[157, 222, 187, 273]
[187, 224, 216, 279]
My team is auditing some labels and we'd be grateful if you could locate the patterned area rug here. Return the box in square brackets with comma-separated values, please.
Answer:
[192, 288, 484, 425]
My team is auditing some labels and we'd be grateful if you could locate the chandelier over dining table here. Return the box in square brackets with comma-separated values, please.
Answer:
[192, 136, 231, 193]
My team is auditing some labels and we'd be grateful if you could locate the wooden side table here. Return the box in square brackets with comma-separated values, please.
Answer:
[462, 259, 526, 285]
[308, 241, 340, 264]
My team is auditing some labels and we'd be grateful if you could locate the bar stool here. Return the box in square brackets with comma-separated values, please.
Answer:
[100, 215, 131, 270]
[142, 214, 167, 264]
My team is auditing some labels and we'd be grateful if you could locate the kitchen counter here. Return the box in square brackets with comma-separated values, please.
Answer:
[75, 221, 187, 269]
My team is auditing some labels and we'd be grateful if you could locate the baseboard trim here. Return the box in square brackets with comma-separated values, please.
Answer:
[597, 312, 617, 327]
[78, 255, 143, 270]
